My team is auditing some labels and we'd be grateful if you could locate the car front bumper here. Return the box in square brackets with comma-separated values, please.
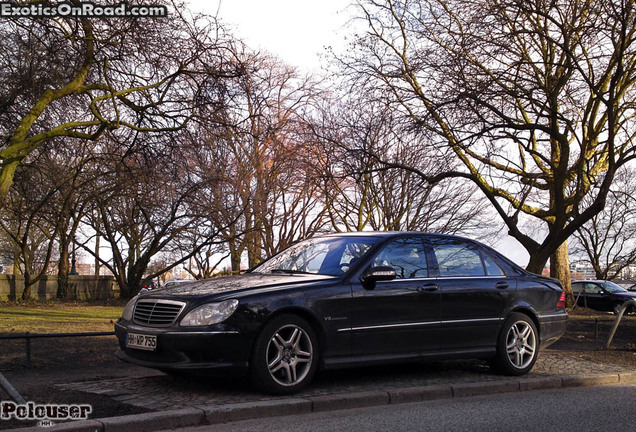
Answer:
[114, 320, 253, 372]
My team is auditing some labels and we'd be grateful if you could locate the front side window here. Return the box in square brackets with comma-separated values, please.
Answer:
[600, 281, 628, 293]
[372, 237, 428, 279]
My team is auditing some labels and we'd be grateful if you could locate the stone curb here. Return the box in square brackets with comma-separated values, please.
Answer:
[619, 372, 636, 383]
[310, 390, 390, 412]
[196, 398, 312, 424]
[561, 373, 620, 388]
[8, 373, 634, 432]
[98, 408, 204, 432]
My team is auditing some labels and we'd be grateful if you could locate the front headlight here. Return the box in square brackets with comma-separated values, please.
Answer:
[179, 299, 239, 327]
[121, 296, 137, 321]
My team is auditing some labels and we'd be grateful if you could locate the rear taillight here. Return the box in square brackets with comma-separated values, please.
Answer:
[556, 291, 566, 309]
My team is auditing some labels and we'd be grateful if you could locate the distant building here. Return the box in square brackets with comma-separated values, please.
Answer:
[570, 261, 596, 280]
[569, 260, 636, 282]
[618, 264, 636, 280]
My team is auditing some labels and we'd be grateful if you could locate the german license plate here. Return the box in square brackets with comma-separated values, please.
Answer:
[126, 333, 157, 351]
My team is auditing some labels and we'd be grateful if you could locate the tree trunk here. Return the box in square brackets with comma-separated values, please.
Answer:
[525, 251, 548, 275]
[12, 252, 22, 275]
[123, 267, 142, 299]
[21, 270, 32, 300]
[550, 240, 573, 307]
[57, 237, 70, 299]
[231, 248, 242, 273]
[94, 234, 100, 276]
[228, 238, 242, 273]
[247, 232, 262, 269]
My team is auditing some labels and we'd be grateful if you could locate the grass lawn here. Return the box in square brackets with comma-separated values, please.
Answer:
[0, 302, 125, 334]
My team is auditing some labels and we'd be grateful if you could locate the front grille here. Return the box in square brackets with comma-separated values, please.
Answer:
[133, 299, 186, 327]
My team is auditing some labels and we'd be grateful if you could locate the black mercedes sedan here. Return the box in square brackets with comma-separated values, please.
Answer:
[571, 280, 636, 314]
[114, 232, 567, 394]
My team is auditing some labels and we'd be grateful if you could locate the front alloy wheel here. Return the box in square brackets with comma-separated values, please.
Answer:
[267, 324, 313, 386]
[493, 313, 538, 375]
[251, 314, 318, 394]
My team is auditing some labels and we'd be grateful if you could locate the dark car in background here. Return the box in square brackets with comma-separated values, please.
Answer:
[114, 232, 567, 394]
[571, 280, 636, 314]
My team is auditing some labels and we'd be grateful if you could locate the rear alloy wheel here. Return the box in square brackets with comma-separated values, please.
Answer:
[493, 313, 538, 375]
[250, 314, 318, 394]
[614, 302, 634, 315]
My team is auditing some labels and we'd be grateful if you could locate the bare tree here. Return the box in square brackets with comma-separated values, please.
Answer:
[78, 131, 230, 298]
[343, 0, 636, 301]
[27, 140, 104, 299]
[312, 91, 494, 235]
[0, 0, 234, 201]
[572, 168, 636, 280]
[197, 50, 327, 270]
[0, 160, 63, 299]
[181, 240, 231, 280]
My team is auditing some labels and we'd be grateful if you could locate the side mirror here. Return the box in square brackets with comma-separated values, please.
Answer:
[361, 266, 396, 289]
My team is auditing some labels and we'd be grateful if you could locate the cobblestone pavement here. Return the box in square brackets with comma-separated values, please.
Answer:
[57, 349, 634, 412]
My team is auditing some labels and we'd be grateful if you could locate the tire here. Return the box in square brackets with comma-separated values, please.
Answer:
[492, 312, 538, 376]
[613, 302, 634, 315]
[250, 314, 319, 394]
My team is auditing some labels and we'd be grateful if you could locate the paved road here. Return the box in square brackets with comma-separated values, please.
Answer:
[165, 384, 636, 432]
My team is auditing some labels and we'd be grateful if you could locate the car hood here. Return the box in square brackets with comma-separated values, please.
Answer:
[614, 292, 636, 300]
[145, 273, 337, 299]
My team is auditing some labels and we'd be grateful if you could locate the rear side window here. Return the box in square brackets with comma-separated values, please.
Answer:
[429, 237, 509, 277]
[571, 283, 601, 294]
[483, 254, 505, 276]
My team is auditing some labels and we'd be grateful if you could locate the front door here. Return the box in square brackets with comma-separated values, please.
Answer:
[349, 236, 442, 357]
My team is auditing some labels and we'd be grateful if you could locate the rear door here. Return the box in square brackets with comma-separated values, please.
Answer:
[429, 237, 515, 351]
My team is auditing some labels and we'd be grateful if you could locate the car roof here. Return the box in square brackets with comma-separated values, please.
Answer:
[321, 231, 477, 241]
[572, 280, 610, 284]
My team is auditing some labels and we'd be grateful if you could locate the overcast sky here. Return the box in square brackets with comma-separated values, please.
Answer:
[187, 0, 355, 72]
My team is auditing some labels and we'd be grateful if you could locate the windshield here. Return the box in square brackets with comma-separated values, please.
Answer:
[601, 281, 628, 293]
[252, 236, 380, 276]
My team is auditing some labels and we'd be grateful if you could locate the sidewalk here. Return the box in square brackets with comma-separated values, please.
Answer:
[5, 349, 636, 432]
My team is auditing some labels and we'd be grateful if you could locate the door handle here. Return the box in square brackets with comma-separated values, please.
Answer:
[417, 283, 439, 293]
[495, 281, 509, 290]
